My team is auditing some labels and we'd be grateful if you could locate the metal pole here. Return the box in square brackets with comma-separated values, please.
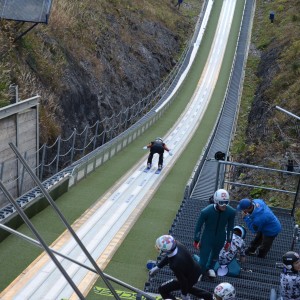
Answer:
[14, 23, 39, 41]
[82, 126, 88, 156]
[0, 224, 155, 300]
[9, 142, 121, 300]
[56, 136, 61, 173]
[19, 151, 27, 196]
[219, 160, 299, 176]
[93, 121, 99, 150]
[275, 106, 300, 215]
[40, 143, 46, 180]
[70, 129, 76, 164]
[276, 106, 300, 121]
[15, 85, 19, 103]
[215, 161, 221, 191]
[292, 178, 300, 217]
[0, 181, 85, 300]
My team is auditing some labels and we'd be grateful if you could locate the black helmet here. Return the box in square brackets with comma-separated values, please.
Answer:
[155, 137, 163, 143]
[282, 251, 300, 271]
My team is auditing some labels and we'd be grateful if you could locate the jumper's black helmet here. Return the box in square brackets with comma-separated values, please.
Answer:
[155, 137, 163, 143]
[282, 251, 300, 271]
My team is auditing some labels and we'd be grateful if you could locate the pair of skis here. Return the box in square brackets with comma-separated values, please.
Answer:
[143, 166, 162, 174]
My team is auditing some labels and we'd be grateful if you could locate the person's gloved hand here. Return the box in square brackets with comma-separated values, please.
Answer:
[143, 146, 148, 150]
[149, 266, 160, 276]
[181, 294, 190, 300]
[169, 150, 173, 156]
[224, 241, 231, 251]
[193, 241, 200, 249]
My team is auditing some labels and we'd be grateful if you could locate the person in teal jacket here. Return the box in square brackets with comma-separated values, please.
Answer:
[194, 189, 236, 278]
[237, 198, 281, 258]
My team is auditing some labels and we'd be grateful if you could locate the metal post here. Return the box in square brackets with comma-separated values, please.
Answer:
[0, 181, 85, 300]
[70, 129, 76, 164]
[0, 162, 3, 181]
[19, 151, 27, 196]
[276, 106, 300, 121]
[275, 106, 300, 216]
[82, 126, 88, 156]
[0, 223, 155, 300]
[9, 142, 121, 300]
[102, 130, 106, 145]
[93, 121, 99, 150]
[36, 101, 40, 179]
[215, 161, 221, 191]
[14, 23, 39, 41]
[292, 177, 300, 217]
[290, 225, 299, 250]
[56, 136, 61, 173]
[15, 85, 19, 102]
[40, 144, 46, 181]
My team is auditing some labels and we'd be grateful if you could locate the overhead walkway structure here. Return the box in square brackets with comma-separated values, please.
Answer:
[0, 0, 53, 39]
[145, 0, 300, 299]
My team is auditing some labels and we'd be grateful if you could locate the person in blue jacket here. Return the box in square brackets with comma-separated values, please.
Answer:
[194, 189, 236, 278]
[237, 198, 281, 258]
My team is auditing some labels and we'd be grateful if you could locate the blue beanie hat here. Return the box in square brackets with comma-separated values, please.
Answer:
[237, 198, 252, 211]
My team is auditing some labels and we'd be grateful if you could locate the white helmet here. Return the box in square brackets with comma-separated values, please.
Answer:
[213, 189, 230, 206]
[155, 235, 177, 253]
[233, 225, 247, 239]
[213, 282, 236, 300]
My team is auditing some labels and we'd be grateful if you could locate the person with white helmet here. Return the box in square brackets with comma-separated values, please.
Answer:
[280, 251, 300, 299]
[193, 189, 236, 278]
[213, 282, 236, 300]
[143, 137, 172, 170]
[148, 235, 212, 300]
[216, 225, 247, 276]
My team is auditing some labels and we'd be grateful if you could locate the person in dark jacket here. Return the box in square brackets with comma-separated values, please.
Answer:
[143, 137, 172, 170]
[193, 189, 236, 278]
[237, 198, 282, 258]
[149, 235, 212, 300]
[175, 0, 183, 9]
[280, 251, 300, 300]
